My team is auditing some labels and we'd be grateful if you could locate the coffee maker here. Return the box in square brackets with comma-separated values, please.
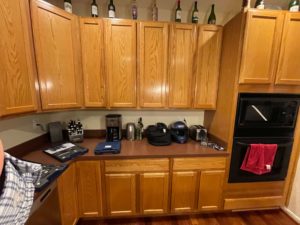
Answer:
[106, 114, 122, 142]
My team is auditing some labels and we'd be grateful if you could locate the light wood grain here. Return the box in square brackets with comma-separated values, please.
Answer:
[140, 172, 169, 214]
[194, 25, 223, 109]
[173, 157, 226, 171]
[105, 19, 137, 108]
[138, 22, 168, 108]
[105, 173, 136, 215]
[80, 18, 106, 107]
[0, 0, 38, 116]
[57, 164, 78, 225]
[168, 23, 196, 109]
[275, 12, 300, 85]
[198, 170, 224, 210]
[171, 171, 198, 212]
[76, 161, 102, 217]
[31, 0, 83, 110]
[239, 9, 284, 84]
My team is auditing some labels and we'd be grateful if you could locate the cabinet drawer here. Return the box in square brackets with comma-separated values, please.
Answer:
[105, 159, 169, 172]
[173, 157, 226, 171]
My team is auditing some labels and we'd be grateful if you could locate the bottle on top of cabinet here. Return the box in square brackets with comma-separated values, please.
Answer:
[175, 0, 182, 22]
[289, 0, 300, 11]
[91, 0, 98, 17]
[64, 0, 72, 13]
[254, 0, 265, 9]
[192, 1, 199, 23]
[152, 0, 158, 21]
[132, 0, 138, 20]
[108, 0, 116, 18]
[208, 4, 216, 24]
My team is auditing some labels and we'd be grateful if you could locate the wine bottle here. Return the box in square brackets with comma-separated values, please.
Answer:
[91, 0, 98, 17]
[192, 1, 199, 23]
[175, 0, 181, 22]
[152, 0, 158, 21]
[64, 0, 72, 13]
[254, 0, 265, 9]
[132, 0, 138, 20]
[208, 4, 216, 24]
[289, 0, 300, 12]
[108, 0, 116, 18]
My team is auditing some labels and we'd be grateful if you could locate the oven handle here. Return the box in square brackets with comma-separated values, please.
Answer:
[236, 141, 293, 148]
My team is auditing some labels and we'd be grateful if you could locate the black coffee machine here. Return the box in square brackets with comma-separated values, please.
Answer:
[106, 114, 122, 142]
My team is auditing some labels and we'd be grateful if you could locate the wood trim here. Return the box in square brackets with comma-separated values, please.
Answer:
[173, 157, 226, 171]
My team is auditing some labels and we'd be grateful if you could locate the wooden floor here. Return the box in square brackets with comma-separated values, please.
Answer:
[77, 209, 298, 225]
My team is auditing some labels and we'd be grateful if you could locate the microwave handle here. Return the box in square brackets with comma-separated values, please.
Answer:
[236, 141, 293, 148]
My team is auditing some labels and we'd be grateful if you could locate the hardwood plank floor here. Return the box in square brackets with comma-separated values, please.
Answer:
[77, 210, 298, 225]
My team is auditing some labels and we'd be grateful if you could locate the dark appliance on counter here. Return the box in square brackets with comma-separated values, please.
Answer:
[170, 121, 189, 144]
[229, 93, 300, 183]
[106, 114, 122, 142]
[189, 125, 207, 142]
[146, 123, 172, 146]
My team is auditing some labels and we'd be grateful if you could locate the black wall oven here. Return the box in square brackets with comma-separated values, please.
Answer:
[228, 93, 300, 183]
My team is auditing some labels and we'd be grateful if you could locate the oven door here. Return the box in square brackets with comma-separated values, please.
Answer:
[228, 137, 293, 183]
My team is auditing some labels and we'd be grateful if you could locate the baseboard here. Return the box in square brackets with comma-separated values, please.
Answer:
[281, 207, 300, 224]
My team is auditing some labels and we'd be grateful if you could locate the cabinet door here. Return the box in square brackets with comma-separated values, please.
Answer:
[0, 0, 38, 116]
[80, 18, 106, 107]
[275, 13, 300, 85]
[171, 171, 198, 212]
[57, 164, 78, 225]
[105, 19, 136, 108]
[105, 173, 136, 215]
[168, 24, 196, 108]
[138, 22, 168, 108]
[31, 0, 83, 110]
[140, 173, 169, 214]
[198, 170, 225, 210]
[194, 25, 222, 109]
[239, 10, 284, 84]
[76, 161, 102, 217]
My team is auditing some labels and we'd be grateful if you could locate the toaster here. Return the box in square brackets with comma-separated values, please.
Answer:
[189, 125, 207, 142]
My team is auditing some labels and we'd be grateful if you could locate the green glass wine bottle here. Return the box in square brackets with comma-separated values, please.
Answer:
[208, 4, 216, 25]
[192, 1, 199, 24]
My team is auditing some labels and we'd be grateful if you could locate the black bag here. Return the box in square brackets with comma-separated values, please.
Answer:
[146, 123, 172, 146]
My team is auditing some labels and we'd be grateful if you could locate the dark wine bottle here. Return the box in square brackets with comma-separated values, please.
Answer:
[175, 0, 181, 22]
[152, 0, 158, 21]
[208, 4, 216, 24]
[192, 1, 199, 23]
[108, 0, 116, 18]
[132, 0, 138, 20]
[91, 0, 98, 17]
[254, 0, 265, 9]
[289, 0, 300, 11]
[64, 0, 72, 13]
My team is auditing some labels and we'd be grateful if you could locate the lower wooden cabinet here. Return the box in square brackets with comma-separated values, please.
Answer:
[105, 173, 136, 215]
[140, 172, 169, 214]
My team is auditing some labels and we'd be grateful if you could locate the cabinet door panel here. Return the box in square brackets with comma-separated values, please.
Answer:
[80, 18, 106, 107]
[140, 173, 169, 214]
[194, 25, 222, 109]
[0, 0, 38, 116]
[105, 19, 136, 108]
[168, 24, 196, 108]
[105, 173, 136, 215]
[76, 161, 102, 217]
[138, 22, 168, 108]
[31, 0, 82, 110]
[239, 10, 284, 84]
[171, 171, 198, 212]
[276, 13, 300, 85]
[198, 170, 225, 210]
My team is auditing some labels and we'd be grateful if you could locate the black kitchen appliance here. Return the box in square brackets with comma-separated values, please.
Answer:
[228, 93, 300, 183]
[106, 114, 122, 142]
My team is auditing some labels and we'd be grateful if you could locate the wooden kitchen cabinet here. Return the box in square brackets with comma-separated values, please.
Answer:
[31, 0, 83, 110]
[239, 10, 284, 84]
[57, 164, 78, 225]
[80, 18, 106, 107]
[168, 24, 196, 108]
[194, 25, 223, 109]
[76, 161, 102, 217]
[275, 13, 300, 85]
[138, 22, 168, 108]
[140, 172, 169, 214]
[0, 0, 38, 116]
[105, 19, 137, 108]
[105, 173, 136, 215]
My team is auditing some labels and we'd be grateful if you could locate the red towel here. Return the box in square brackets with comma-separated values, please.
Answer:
[240, 144, 278, 175]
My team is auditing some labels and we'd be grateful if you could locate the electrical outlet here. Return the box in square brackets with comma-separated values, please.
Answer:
[32, 120, 39, 129]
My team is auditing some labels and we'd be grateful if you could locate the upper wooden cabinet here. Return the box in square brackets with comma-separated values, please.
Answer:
[31, 0, 83, 110]
[239, 10, 284, 84]
[138, 22, 169, 108]
[80, 18, 106, 107]
[105, 19, 137, 108]
[194, 25, 223, 109]
[0, 0, 38, 116]
[168, 24, 196, 109]
[275, 13, 300, 85]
